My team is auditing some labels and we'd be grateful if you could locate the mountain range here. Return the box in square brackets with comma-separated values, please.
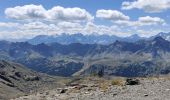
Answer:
[26, 32, 170, 45]
[27, 33, 145, 45]
[0, 34, 170, 77]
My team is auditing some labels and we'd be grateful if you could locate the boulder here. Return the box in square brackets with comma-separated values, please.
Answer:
[126, 78, 140, 85]
[24, 76, 40, 81]
[60, 89, 68, 94]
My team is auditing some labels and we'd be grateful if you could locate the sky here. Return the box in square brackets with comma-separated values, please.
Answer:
[0, 0, 170, 40]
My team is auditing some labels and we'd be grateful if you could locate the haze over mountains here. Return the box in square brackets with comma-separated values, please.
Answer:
[0, 32, 170, 77]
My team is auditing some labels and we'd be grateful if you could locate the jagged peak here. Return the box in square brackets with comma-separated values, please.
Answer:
[152, 36, 167, 43]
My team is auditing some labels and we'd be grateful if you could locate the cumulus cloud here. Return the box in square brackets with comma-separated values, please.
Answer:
[5, 5, 46, 20]
[5, 4, 93, 22]
[47, 6, 93, 22]
[122, 0, 170, 13]
[96, 9, 166, 27]
[138, 16, 165, 25]
[114, 16, 166, 27]
[96, 9, 130, 21]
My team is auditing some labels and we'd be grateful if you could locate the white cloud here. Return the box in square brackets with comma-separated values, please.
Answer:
[57, 22, 83, 29]
[96, 9, 130, 21]
[138, 16, 165, 25]
[122, 0, 170, 13]
[56, 22, 84, 34]
[47, 6, 93, 22]
[83, 22, 112, 35]
[0, 22, 20, 28]
[5, 5, 46, 20]
[5, 4, 93, 22]
[96, 10, 165, 27]
[83, 22, 128, 36]
[95, 9, 166, 27]
[19, 22, 49, 30]
[115, 16, 166, 27]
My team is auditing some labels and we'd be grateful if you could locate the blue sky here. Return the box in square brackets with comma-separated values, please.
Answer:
[0, 0, 170, 40]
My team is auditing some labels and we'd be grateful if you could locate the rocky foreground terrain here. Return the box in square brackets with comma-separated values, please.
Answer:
[13, 76, 170, 100]
[0, 60, 65, 100]
[1, 60, 170, 100]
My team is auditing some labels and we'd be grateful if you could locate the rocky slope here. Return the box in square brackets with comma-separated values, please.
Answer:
[0, 60, 64, 100]
[13, 76, 170, 100]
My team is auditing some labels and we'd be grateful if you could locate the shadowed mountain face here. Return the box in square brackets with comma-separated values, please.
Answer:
[0, 36, 170, 77]
[151, 32, 170, 41]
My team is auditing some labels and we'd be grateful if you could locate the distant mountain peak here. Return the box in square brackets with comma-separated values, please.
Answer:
[130, 34, 140, 38]
[148, 36, 170, 51]
[153, 36, 167, 43]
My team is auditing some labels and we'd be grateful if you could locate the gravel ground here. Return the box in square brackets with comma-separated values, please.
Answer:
[12, 77, 170, 100]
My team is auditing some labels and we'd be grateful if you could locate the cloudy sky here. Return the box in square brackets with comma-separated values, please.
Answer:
[0, 0, 170, 40]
